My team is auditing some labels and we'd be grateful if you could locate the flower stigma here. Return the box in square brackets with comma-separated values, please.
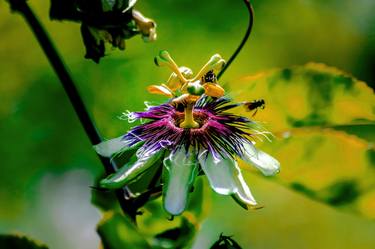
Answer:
[150, 50, 226, 129]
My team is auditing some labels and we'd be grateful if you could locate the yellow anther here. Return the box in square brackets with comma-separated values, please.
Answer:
[147, 85, 174, 97]
[167, 66, 193, 91]
[203, 83, 225, 98]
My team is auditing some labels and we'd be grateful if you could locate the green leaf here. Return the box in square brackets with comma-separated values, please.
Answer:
[249, 129, 375, 219]
[332, 124, 375, 142]
[234, 63, 375, 134]
[0, 234, 49, 249]
[97, 212, 151, 249]
[234, 63, 375, 219]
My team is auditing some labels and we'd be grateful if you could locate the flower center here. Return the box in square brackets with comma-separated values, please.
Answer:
[173, 108, 209, 129]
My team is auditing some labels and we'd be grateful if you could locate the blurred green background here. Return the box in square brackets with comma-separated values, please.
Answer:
[1, 0, 375, 248]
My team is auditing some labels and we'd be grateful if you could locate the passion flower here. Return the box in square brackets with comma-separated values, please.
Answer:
[94, 51, 280, 215]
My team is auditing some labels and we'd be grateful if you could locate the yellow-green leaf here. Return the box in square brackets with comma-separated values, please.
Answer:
[233, 63, 375, 219]
[244, 129, 375, 219]
[233, 63, 375, 133]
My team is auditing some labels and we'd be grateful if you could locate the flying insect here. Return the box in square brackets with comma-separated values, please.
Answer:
[243, 99, 265, 117]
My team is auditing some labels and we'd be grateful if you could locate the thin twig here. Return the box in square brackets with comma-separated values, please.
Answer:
[217, 0, 254, 79]
[7, 0, 137, 221]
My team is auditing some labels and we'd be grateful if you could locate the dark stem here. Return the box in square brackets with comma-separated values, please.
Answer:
[7, 0, 137, 221]
[217, 0, 254, 79]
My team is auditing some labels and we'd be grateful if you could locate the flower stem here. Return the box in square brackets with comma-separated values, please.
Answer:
[217, 0, 254, 80]
[7, 0, 137, 221]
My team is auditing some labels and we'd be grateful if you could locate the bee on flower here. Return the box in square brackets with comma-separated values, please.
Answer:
[94, 51, 280, 216]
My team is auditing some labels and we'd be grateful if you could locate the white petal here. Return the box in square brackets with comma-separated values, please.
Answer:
[233, 168, 257, 206]
[199, 151, 257, 205]
[163, 148, 198, 215]
[93, 136, 129, 157]
[100, 149, 163, 189]
[242, 142, 280, 176]
[199, 151, 238, 195]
